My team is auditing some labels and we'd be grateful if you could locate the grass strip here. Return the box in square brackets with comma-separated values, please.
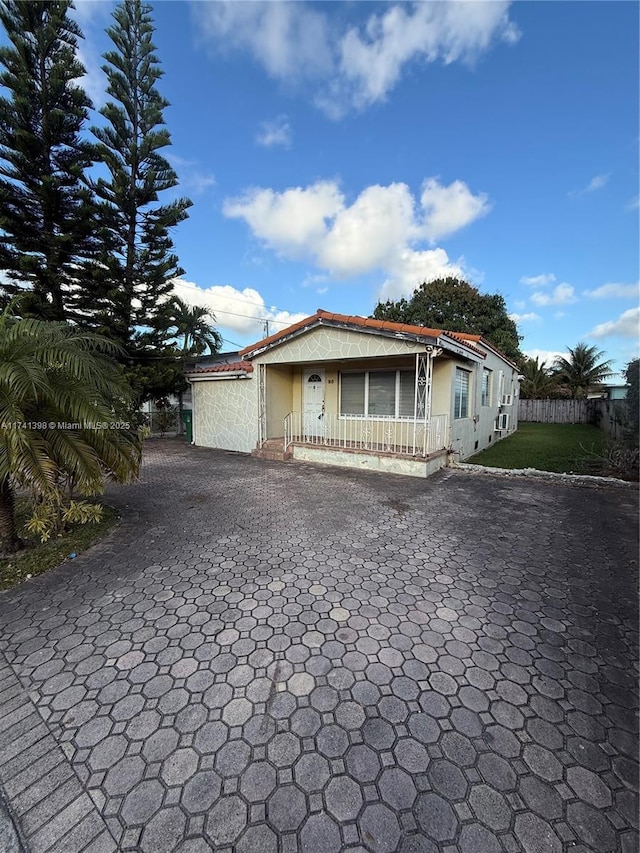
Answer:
[468, 422, 607, 474]
[0, 499, 119, 591]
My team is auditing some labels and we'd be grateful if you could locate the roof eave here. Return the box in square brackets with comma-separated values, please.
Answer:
[187, 371, 252, 381]
[242, 315, 447, 360]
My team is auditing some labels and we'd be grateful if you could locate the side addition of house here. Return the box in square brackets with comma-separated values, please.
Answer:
[187, 310, 520, 478]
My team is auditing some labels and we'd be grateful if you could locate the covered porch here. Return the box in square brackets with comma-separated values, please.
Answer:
[256, 348, 452, 465]
[283, 410, 449, 457]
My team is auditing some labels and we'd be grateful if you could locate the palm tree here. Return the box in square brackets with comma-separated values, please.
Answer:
[553, 342, 614, 399]
[169, 297, 222, 355]
[167, 296, 222, 434]
[0, 307, 141, 553]
[519, 356, 558, 399]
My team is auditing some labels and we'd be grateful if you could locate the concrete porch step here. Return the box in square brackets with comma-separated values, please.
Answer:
[251, 438, 292, 462]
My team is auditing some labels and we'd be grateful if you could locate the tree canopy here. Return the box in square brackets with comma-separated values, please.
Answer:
[0, 306, 141, 552]
[84, 0, 191, 346]
[166, 297, 222, 356]
[373, 277, 522, 363]
[0, 0, 97, 321]
[519, 356, 558, 399]
[553, 342, 614, 399]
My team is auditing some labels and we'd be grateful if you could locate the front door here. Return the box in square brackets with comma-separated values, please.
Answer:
[303, 369, 325, 437]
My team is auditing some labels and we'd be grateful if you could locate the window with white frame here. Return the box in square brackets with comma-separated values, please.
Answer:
[454, 368, 470, 419]
[481, 368, 492, 406]
[339, 370, 416, 418]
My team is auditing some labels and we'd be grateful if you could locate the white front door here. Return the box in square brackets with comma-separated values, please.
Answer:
[303, 369, 325, 437]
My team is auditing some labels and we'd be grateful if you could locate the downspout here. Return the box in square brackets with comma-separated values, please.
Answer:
[187, 377, 196, 445]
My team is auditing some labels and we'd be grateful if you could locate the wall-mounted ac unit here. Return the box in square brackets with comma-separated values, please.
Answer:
[501, 394, 513, 406]
[495, 413, 510, 431]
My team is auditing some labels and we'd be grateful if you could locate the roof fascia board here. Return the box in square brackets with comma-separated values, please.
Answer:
[243, 318, 323, 359]
[322, 317, 440, 347]
[475, 339, 519, 370]
[187, 372, 251, 382]
[437, 334, 485, 362]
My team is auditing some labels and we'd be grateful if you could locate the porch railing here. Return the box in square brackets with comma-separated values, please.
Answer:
[283, 412, 449, 457]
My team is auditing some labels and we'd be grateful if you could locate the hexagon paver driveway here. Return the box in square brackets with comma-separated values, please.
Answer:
[0, 442, 637, 853]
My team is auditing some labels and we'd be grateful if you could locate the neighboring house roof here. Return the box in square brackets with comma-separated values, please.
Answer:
[187, 360, 253, 377]
[238, 308, 509, 363]
[185, 350, 241, 370]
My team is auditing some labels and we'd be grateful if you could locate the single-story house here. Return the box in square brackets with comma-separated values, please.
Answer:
[187, 310, 520, 477]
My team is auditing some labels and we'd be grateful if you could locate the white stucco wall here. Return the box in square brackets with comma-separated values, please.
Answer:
[192, 377, 259, 454]
[292, 445, 448, 478]
[448, 345, 519, 461]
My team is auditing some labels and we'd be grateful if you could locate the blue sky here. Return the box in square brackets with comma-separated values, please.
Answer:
[71, 2, 638, 373]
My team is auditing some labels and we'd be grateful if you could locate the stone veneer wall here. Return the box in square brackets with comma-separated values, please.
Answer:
[193, 377, 259, 453]
[256, 326, 428, 364]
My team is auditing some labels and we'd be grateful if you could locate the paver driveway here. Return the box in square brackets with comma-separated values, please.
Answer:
[0, 442, 638, 853]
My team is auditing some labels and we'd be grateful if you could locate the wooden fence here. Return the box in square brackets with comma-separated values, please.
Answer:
[518, 398, 629, 440]
[518, 399, 590, 423]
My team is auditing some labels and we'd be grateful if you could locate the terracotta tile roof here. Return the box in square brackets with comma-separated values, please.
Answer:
[239, 309, 494, 361]
[188, 360, 253, 375]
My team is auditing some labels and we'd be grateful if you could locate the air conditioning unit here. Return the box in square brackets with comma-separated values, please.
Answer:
[495, 413, 510, 431]
[501, 394, 513, 406]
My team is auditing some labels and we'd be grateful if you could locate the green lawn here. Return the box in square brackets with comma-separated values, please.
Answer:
[467, 422, 607, 474]
[0, 499, 119, 591]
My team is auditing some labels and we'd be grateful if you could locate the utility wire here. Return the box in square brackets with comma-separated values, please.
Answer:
[206, 306, 299, 327]
[176, 284, 303, 318]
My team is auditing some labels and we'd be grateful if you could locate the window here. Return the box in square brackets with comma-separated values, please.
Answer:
[340, 372, 365, 415]
[481, 369, 492, 406]
[368, 371, 396, 416]
[399, 371, 416, 418]
[454, 368, 470, 419]
[340, 370, 416, 418]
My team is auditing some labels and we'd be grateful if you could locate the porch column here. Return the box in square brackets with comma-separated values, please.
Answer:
[414, 347, 441, 454]
[258, 363, 266, 447]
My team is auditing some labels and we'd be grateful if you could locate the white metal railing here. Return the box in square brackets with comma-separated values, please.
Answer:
[284, 412, 449, 457]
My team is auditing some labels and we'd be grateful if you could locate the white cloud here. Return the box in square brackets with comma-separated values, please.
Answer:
[72, 0, 114, 25]
[70, 2, 114, 108]
[223, 181, 343, 258]
[256, 115, 292, 149]
[171, 279, 306, 336]
[568, 173, 610, 198]
[420, 178, 491, 242]
[523, 349, 566, 368]
[166, 154, 216, 195]
[626, 196, 640, 212]
[531, 283, 577, 307]
[193, 1, 519, 118]
[589, 307, 640, 340]
[75, 43, 107, 107]
[223, 177, 484, 299]
[379, 248, 464, 302]
[194, 2, 333, 82]
[318, 183, 418, 276]
[520, 273, 555, 287]
[584, 281, 639, 300]
[332, 2, 519, 115]
[508, 312, 541, 323]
